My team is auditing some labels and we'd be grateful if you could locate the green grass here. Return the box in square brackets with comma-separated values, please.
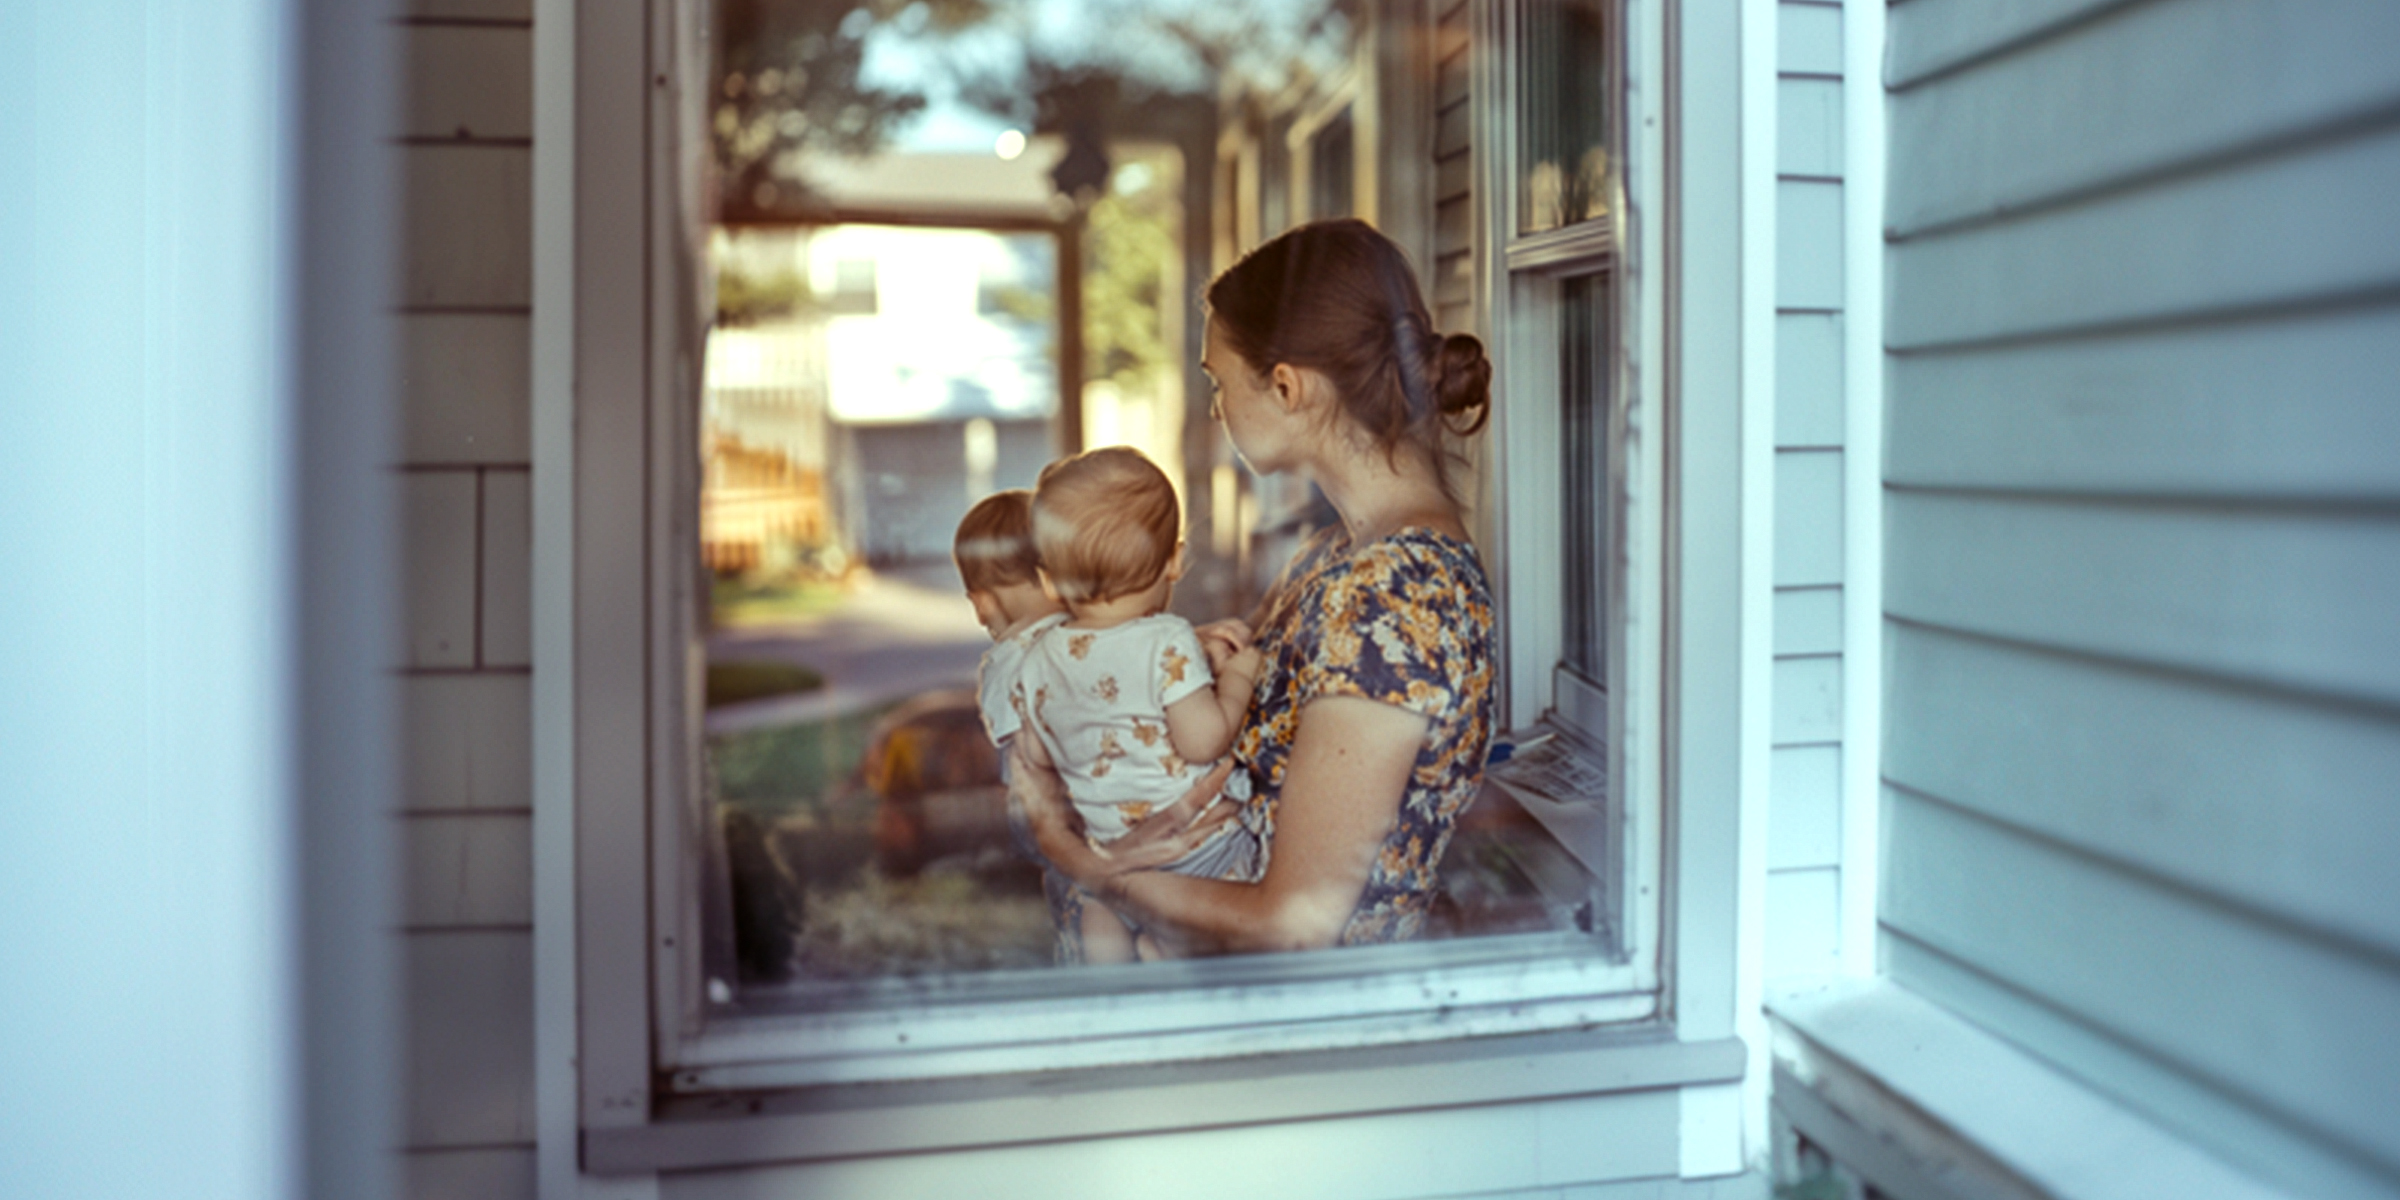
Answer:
[705, 660, 825, 708]
[706, 701, 901, 820]
[711, 576, 850, 627]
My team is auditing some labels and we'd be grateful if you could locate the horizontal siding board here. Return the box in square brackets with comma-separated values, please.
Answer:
[1885, 490, 2400, 707]
[1435, 301, 1472, 339]
[1437, 51, 1470, 110]
[400, 0, 531, 19]
[1435, 101, 1472, 161]
[1774, 312, 1844, 447]
[1435, 151, 1472, 205]
[1775, 180, 1844, 310]
[1767, 867, 1843, 978]
[400, 674, 531, 811]
[1777, 78, 1844, 178]
[1773, 655, 1843, 745]
[1773, 586, 1842, 656]
[1882, 788, 2400, 1176]
[402, 930, 533, 1148]
[1770, 744, 1842, 869]
[401, 471, 478, 667]
[1773, 449, 1843, 586]
[1435, 6, 1469, 63]
[1885, 933, 2400, 1200]
[400, 145, 531, 308]
[403, 1147, 534, 1200]
[657, 1088, 1679, 1200]
[1885, 622, 2400, 960]
[1890, 0, 2400, 234]
[1887, 124, 2400, 350]
[400, 25, 531, 141]
[1888, 304, 2400, 499]
[1886, 0, 2129, 89]
[399, 314, 531, 464]
[1435, 196, 1473, 259]
[1778, 1, 1844, 76]
[481, 470, 531, 667]
[400, 814, 532, 927]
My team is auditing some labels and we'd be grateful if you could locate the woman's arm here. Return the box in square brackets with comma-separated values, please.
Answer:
[1116, 695, 1429, 955]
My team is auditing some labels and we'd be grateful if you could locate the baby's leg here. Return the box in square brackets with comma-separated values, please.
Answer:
[1078, 899, 1139, 964]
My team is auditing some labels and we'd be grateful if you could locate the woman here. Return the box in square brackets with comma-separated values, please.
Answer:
[1015, 218, 1499, 957]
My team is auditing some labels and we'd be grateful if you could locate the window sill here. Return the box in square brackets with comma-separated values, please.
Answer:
[1766, 979, 2284, 1200]
[585, 1025, 1744, 1176]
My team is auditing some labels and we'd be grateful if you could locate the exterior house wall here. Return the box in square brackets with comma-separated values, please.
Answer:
[393, 5, 541, 1200]
[1863, 1, 2400, 1195]
[1761, 0, 1851, 986]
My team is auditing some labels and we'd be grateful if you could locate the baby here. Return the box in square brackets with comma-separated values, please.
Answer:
[1012, 447, 1265, 963]
[952, 489, 1068, 767]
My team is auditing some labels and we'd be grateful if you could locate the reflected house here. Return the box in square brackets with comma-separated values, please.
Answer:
[814, 220, 1059, 565]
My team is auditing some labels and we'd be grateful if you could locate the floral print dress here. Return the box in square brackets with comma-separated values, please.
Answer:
[1233, 524, 1499, 945]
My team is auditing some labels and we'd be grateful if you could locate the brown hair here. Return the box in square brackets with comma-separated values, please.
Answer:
[1204, 218, 1492, 497]
[1030, 447, 1181, 605]
[953, 489, 1040, 593]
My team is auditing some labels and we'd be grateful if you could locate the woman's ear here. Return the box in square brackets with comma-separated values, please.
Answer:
[1270, 362, 1306, 414]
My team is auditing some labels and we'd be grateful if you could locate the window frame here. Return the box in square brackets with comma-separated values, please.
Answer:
[545, 0, 1739, 1170]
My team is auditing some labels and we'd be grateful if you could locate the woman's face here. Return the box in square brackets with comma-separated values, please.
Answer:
[1202, 318, 1299, 474]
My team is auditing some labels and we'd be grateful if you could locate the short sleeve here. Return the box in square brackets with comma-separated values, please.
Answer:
[1293, 544, 1460, 720]
[1152, 621, 1214, 709]
[978, 650, 1020, 744]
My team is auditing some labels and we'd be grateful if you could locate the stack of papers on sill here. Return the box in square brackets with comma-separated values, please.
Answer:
[1485, 731, 1610, 883]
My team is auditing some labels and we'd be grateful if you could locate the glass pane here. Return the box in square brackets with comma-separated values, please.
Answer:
[1517, 0, 1612, 235]
[1560, 272, 1609, 685]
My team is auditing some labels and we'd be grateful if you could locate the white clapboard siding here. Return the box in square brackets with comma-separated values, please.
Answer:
[400, 674, 533, 811]
[404, 930, 536, 1148]
[1887, 125, 2400, 350]
[401, 814, 534, 928]
[1886, 490, 2400, 708]
[1772, 586, 1841, 656]
[1766, 868, 1842, 979]
[401, 25, 533, 142]
[1880, 3, 2400, 1192]
[1885, 621, 2400, 963]
[1778, 2, 1842, 75]
[1777, 78, 1842, 177]
[1887, 306, 2400, 499]
[1881, 790, 2400, 1178]
[400, 314, 533, 463]
[1774, 180, 1843, 311]
[1769, 745, 1841, 870]
[1771, 656, 1841, 746]
[656, 1088, 1678, 1200]
[401, 470, 480, 667]
[1774, 311, 1843, 447]
[1889, 0, 2400, 235]
[404, 1148, 536, 1200]
[1772, 449, 1843, 586]
[400, 145, 532, 309]
[481, 469, 532, 667]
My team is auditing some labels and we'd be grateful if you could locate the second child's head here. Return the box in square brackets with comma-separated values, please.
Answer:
[954, 489, 1058, 638]
[1031, 447, 1184, 615]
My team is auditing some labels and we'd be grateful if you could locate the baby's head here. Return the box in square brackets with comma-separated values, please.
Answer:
[1031, 447, 1183, 614]
[954, 489, 1056, 638]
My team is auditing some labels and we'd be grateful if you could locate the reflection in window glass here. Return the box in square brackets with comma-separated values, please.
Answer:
[1309, 107, 1354, 220]
[1560, 272, 1609, 685]
[1517, 0, 1612, 234]
[701, 225, 1062, 993]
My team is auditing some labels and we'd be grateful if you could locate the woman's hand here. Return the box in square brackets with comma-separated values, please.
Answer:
[1195, 618, 1255, 672]
[1009, 743, 1240, 893]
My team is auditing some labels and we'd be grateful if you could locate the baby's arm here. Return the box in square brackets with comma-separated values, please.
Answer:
[1164, 644, 1259, 763]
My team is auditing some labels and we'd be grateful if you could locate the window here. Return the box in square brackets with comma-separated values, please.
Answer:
[563, 0, 1693, 1145]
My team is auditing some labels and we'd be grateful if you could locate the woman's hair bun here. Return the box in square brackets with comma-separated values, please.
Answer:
[1432, 332, 1493, 434]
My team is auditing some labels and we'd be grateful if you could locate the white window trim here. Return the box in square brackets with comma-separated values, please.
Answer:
[537, 0, 1764, 1175]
